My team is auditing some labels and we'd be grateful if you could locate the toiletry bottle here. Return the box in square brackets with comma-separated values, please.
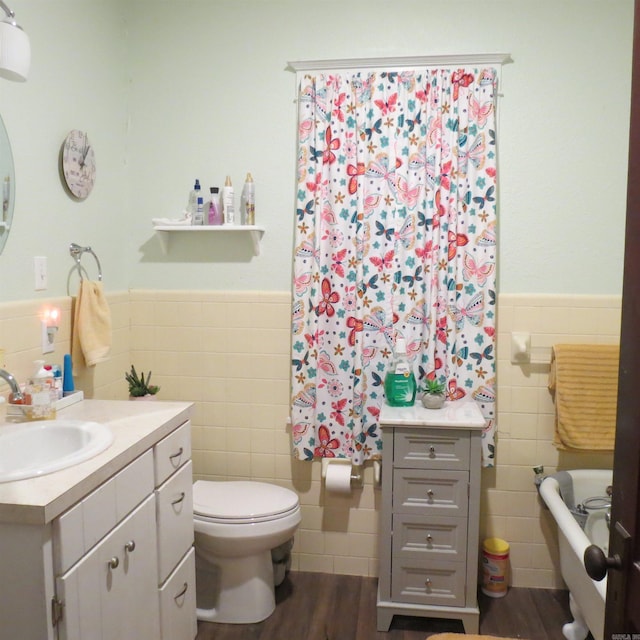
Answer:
[2, 176, 9, 223]
[189, 179, 202, 225]
[51, 364, 63, 400]
[194, 193, 204, 226]
[384, 337, 417, 407]
[208, 187, 222, 225]
[25, 360, 56, 420]
[241, 172, 255, 225]
[63, 353, 75, 396]
[223, 175, 235, 225]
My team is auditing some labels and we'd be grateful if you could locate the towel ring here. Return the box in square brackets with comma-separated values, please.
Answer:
[69, 243, 103, 281]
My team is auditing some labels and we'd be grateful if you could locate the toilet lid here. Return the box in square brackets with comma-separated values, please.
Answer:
[193, 480, 299, 522]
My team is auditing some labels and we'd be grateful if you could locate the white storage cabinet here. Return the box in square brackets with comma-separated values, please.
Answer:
[377, 401, 485, 633]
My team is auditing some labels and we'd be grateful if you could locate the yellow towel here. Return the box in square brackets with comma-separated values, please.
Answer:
[71, 280, 112, 371]
[548, 343, 619, 451]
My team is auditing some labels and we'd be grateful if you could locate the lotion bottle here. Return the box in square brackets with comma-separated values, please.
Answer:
[241, 172, 255, 225]
[223, 175, 235, 225]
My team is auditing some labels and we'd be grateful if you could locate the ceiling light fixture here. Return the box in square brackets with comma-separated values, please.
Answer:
[0, 0, 29, 82]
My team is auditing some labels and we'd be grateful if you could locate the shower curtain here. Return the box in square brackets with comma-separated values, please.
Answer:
[291, 66, 498, 466]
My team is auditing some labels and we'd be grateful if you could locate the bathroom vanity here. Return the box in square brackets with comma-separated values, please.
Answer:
[377, 400, 485, 633]
[0, 399, 197, 640]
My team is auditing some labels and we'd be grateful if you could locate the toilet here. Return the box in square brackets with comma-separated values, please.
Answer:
[192, 480, 301, 624]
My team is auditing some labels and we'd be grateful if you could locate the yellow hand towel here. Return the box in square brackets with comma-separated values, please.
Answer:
[71, 280, 112, 370]
[548, 343, 619, 451]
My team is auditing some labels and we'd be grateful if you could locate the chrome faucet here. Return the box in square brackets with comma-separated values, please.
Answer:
[0, 368, 23, 402]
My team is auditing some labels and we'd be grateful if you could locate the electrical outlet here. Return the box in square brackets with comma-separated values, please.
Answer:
[41, 320, 54, 354]
[34, 256, 47, 291]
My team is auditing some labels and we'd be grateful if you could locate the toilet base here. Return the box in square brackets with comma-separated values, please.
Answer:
[196, 547, 276, 624]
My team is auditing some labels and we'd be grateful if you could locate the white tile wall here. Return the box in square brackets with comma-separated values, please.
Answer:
[0, 289, 621, 588]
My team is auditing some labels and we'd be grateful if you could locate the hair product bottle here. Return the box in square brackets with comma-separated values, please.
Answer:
[223, 176, 235, 225]
[208, 187, 222, 225]
[241, 172, 255, 225]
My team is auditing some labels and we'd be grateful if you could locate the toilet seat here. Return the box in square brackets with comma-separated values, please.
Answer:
[193, 480, 300, 524]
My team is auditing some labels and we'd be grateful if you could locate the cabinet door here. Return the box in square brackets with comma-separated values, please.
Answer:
[56, 496, 160, 640]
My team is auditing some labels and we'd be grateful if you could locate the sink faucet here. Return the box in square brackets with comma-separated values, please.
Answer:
[0, 368, 24, 403]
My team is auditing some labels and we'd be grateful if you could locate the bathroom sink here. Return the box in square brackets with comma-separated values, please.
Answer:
[0, 419, 114, 483]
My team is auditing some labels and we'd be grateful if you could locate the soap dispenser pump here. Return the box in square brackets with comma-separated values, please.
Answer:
[384, 337, 417, 407]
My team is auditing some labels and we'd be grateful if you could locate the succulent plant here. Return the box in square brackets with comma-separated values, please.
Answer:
[423, 378, 445, 395]
[125, 365, 160, 397]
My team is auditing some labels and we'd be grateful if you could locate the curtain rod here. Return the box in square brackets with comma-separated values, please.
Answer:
[287, 53, 512, 73]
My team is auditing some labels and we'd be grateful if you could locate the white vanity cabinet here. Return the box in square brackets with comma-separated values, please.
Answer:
[0, 400, 196, 640]
[376, 400, 485, 634]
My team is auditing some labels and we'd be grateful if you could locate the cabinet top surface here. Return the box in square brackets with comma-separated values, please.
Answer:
[379, 399, 485, 429]
[0, 399, 193, 525]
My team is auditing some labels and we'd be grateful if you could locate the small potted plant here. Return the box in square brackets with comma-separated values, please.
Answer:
[125, 365, 160, 400]
[421, 378, 446, 409]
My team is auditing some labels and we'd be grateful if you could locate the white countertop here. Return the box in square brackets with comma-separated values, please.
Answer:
[0, 399, 193, 526]
[379, 399, 485, 429]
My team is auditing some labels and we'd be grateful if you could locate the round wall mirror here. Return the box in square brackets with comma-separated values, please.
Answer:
[0, 113, 15, 256]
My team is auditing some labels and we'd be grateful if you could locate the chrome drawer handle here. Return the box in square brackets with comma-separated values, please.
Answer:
[125, 540, 136, 553]
[174, 582, 188, 602]
[425, 578, 432, 589]
[426, 534, 433, 545]
[427, 489, 434, 501]
[108, 556, 119, 570]
[171, 492, 186, 506]
[169, 447, 184, 463]
[428, 445, 436, 458]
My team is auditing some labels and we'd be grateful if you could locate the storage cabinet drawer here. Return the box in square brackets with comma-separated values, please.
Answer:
[154, 421, 191, 487]
[156, 461, 194, 584]
[394, 428, 470, 470]
[159, 547, 197, 640]
[392, 514, 467, 562]
[392, 468, 468, 516]
[391, 558, 465, 606]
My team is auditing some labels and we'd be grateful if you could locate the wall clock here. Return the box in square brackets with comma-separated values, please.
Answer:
[61, 129, 96, 199]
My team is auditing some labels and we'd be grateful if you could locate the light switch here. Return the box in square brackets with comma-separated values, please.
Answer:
[34, 256, 47, 290]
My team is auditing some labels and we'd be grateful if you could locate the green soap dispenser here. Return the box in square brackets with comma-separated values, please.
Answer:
[384, 337, 417, 407]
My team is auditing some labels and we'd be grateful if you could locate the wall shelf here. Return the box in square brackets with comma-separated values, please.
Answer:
[153, 224, 265, 255]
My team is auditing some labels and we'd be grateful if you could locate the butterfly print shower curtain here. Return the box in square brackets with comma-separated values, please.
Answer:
[291, 67, 498, 466]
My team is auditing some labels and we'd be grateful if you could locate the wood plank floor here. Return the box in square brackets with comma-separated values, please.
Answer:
[195, 571, 584, 640]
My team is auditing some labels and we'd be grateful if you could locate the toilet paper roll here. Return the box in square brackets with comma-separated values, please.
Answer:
[325, 462, 352, 495]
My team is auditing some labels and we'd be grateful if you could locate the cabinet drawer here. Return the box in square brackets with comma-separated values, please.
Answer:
[394, 429, 470, 470]
[53, 450, 154, 575]
[391, 558, 465, 606]
[155, 421, 191, 487]
[156, 461, 194, 584]
[392, 468, 468, 516]
[159, 547, 197, 640]
[392, 514, 467, 562]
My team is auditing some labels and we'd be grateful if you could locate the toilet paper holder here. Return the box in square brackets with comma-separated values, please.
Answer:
[321, 458, 363, 487]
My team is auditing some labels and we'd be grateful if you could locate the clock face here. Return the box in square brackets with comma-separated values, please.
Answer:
[62, 130, 96, 199]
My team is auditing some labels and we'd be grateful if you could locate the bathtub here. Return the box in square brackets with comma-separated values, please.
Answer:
[539, 469, 612, 640]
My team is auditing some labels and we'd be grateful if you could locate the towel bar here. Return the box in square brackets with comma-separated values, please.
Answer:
[69, 243, 102, 281]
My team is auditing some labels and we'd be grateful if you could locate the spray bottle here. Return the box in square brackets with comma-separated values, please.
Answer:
[241, 173, 255, 225]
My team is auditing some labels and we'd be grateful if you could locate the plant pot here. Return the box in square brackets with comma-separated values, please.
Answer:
[421, 393, 445, 409]
[129, 394, 158, 401]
